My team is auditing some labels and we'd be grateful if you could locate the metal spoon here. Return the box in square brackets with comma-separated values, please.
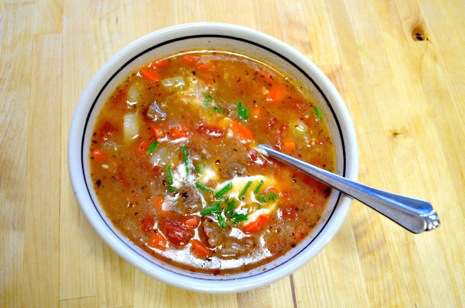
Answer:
[257, 144, 440, 234]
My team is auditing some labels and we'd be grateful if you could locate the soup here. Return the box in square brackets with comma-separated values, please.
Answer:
[89, 51, 335, 274]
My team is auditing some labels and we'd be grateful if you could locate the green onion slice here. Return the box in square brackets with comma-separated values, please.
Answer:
[238, 181, 252, 200]
[254, 179, 264, 193]
[237, 101, 249, 121]
[146, 141, 159, 155]
[164, 165, 175, 193]
[214, 182, 233, 199]
[200, 202, 222, 216]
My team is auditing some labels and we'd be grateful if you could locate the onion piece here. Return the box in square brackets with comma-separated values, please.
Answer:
[127, 80, 143, 107]
[162, 76, 185, 89]
[123, 113, 139, 142]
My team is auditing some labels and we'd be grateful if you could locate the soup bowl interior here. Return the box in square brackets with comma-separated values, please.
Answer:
[68, 23, 358, 293]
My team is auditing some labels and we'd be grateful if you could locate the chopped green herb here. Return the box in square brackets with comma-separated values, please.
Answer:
[254, 179, 264, 193]
[195, 181, 213, 193]
[202, 92, 226, 114]
[164, 165, 175, 193]
[214, 182, 233, 199]
[224, 199, 238, 218]
[238, 181, 252, 200]
[181, 145, 190, 175]
[237, 101, 249, 121]
[202, 92, 213, 106]
[216, 214, 227, 229]
[314, 106, 322, 119]
[231, 212, 248, 224]
[200, 202, 222, 216]
[256, 192, 279, 203]
[194, 162, 204, 174]
[212, 105, 225, 114]
[146, 141, 159, 155]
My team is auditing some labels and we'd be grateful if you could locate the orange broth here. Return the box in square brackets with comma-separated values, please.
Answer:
[89, 51, 335, 274]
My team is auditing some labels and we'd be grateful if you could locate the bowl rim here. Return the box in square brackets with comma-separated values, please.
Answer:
[68, 22, 359, 293]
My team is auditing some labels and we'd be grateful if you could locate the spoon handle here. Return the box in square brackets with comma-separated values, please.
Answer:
[258, 145, 440, 234]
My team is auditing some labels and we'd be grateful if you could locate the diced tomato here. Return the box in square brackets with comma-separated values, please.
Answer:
[282, 206, 298, 220]
[153, 196, 164, 211]
[190, 239, 210, 259]
[266, 84, 287, 103]
[148, 232, 168, 250]
[140, 216, 154, 233]
[151, 59, 169, 69]
[137, 139, 150, 155]
[182, 54, 199, 65]
[111, 89, 127, 106]
[196, 62, 213, 72]
[197, 124, 223, 138]
[260, 70, 274, 84]
[267, 117, 278, 129]
[168, 126, 190, 139]
[283, 138, 296, 153]
[248, 149, 258, 162]
[184, 216, 200, 229]
[91, 149, 106, 163]
[159, 218, 194, 247]
[140, 67, 161, 82]
[242, 214, 270, 233]
[231, 121, 254, 144]
[150, 123, 165, 139]
[116, 166, 129, 187]
[292, 100, 306, 111]
[97, 121, 116, 141]
[251, 107, 260, 119]
[152, 165, 162, 176]
[195, 62, 215, 85]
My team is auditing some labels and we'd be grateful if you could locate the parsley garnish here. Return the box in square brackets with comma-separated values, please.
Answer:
[214, 182, 233, 199]
[314, 106, 322, 119]
[164, 165, 175, 193]
[238, 181, 252, 200]
[180, 145, 190, 176]
[146, 141, 159, 155]
[237, 101, 249, 121]
[195, 181, 213, 193]
[200, 202, 222, 216]
[256, 192, 279, 203]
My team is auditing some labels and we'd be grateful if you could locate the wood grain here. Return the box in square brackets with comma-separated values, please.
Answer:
[1, 1, 464, 307]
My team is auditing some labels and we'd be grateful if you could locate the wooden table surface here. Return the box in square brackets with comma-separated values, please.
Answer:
[1, 1, 464, 307]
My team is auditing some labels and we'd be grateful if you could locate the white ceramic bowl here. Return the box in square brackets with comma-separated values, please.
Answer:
[68, 22, 358, 293]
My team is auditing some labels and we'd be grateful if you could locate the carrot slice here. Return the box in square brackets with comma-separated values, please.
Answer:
[182, 54, 199, 65]
[140, 67, 161, 82]
[196, 62, 213, 72]
[140, 216, 154, 233]
[231, 121, 254, 144]
[168, 126, 190, 139]
[242, 214, 270, 233]
[190, 239, 210, 259]
[153, 196, 164, 211]
[184, 216, 200, 229]
[91, 149, 106, 163]
[266, 84, 286, 103]
[152, 59, 169, 69]
[148, 232, 168, 250]
[137, 140, 150, 155]
[283, 139, 296, 153]
[150, 124, 164, 139]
